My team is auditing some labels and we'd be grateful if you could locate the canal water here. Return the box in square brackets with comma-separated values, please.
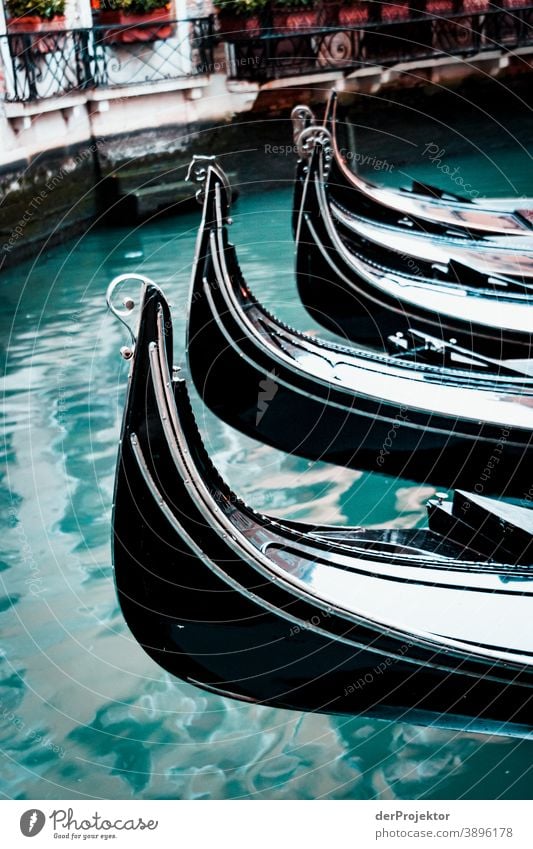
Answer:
[2, 106, 533, 799]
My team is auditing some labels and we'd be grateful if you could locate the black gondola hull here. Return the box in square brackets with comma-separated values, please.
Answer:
[111, 281, 533, 735]
[321, 91, 533, 238]
[294, 149, 533, 358]
[187, 166, 532, 495]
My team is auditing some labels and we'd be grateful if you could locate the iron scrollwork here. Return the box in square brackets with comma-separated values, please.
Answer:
[2, 17, 215, 103]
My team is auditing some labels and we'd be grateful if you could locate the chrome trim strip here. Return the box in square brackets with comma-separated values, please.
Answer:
[331, 201, 533, 285]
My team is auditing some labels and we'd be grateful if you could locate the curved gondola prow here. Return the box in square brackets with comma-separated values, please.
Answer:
[107, 276, 191, 672]
[107, 275, 175, 439]
[323, 90, 378, 192]
[302, 89, 337, 141]
[186, 154, 234, 315]
[291, 102, 331, 239]
[109, 273, 241, 539]
[108, 275, 273, 692]
[290, 103, 316, 145]
[323, 90, 352, 172]
[296, 131, 533, 356]
[293, 123, 335, 246]
[186, 154, 262, 331]
[106, 274, 176, 479]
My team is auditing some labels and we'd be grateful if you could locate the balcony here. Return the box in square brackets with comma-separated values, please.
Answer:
[219, 1, 533, 82]
[0, 15, 215, 103]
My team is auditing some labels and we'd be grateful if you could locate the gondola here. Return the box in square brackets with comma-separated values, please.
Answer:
[185, 155, 533, 494]
[306, 92, 533, 237]
[293, 132, 533, 358]
[108, 272, 533, 737]
[293, 103, 533, 289]
[329, 203, 533, 290]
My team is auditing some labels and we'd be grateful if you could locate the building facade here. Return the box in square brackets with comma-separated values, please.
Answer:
[1, 0, 532, 265]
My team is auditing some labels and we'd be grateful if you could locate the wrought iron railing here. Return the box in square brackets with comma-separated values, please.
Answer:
[1, 16, 215, 103]
[220, 2, 533, 81]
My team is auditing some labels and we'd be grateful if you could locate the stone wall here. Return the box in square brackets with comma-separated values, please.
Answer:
[0, 15, 532, 269]
[0, 143, 97, 269]
[2, 65, 533, 268]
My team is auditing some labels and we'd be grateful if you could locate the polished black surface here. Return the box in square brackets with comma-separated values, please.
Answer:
[322, 91, 533, 237]
[428, 490, 533, 566]
[187, 160, 533, 494]
[294, 140, 533, 358]
[330, 198, 533, 290]
[111, 276, 533, 736]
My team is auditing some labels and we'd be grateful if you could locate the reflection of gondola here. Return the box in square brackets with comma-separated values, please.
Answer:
[185, 156, 533, 494]
[293, 133, 533, 357]
[109, 274, 533, 737]
[311, 92, 533, 236]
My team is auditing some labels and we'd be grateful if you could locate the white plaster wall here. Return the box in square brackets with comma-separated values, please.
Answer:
[1, 99, 93, 162]
[0, 0, 531, 172]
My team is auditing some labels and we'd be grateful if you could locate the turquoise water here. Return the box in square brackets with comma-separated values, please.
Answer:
[2, 133, 533, 799]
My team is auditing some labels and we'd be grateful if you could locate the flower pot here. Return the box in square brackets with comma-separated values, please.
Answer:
[425, 0, 454, 13]
[463, 0, 488, 10]
[99, 8, 173, 44]
[7, 14, 66, 32]
[381, 1, 410, 21]
[7, 15, 66, 54]
[217, 12, 261, 38]
[273, 8, 318, 34]
[338, 4, 370, 26]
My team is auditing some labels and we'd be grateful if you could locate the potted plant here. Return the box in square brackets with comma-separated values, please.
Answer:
[216, 0, 268, 38]
[425, 0, 454, 14]
[5, 0, 66, 54]
[381, 0, 411, 21]
[98, 0, 174, 44]
[5, 0, 65, 31]
[338, 2, 369, 26]
[272, 0, 321, 33]
[462, 0, 489, 10]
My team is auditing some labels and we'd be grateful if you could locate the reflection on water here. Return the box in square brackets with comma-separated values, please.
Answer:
[1, 136, 533, 799]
